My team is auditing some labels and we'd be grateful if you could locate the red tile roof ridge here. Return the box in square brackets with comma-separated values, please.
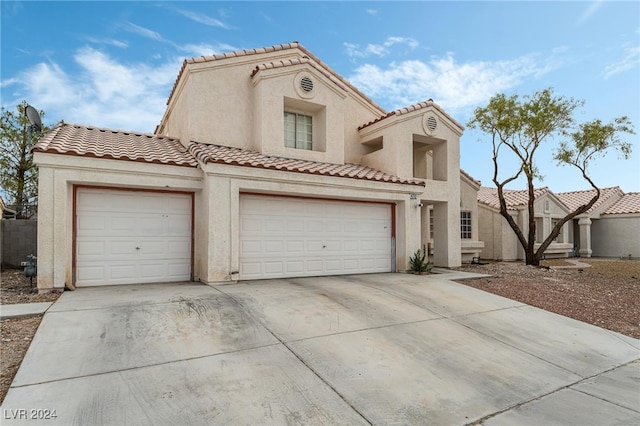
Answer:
[358, 99, 464, 131]
[188, 142, 424, 186]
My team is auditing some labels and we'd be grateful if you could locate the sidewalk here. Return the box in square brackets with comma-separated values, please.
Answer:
[0, 302, 53, 320]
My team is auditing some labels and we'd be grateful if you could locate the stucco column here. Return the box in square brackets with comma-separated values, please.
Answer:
[432, 202, 461, 267]
[204, 175, 233, 283]
[578, 217, 592, 257]
[36, 167, 55, 292]
[401, 197, 422, 271]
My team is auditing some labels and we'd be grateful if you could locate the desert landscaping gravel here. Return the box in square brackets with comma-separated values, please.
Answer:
[455, 258, 639, 340]
[1, 259, 638, 404]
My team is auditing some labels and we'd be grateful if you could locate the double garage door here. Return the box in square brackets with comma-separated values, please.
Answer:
[75, 188, 192, 287]
[239, 195, 393, 280]
[75, 190, 392, 286]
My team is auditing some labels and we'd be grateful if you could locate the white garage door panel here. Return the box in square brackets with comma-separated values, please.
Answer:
[239, 195, 392, 279]
[76, 189, 191, 286]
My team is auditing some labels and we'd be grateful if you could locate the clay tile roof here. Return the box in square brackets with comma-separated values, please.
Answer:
[556, 187, 623, 215]
[358, 99, 464, 131]
[33, 122, 198, 167]
[188, 142, 424, 186]
[603, 192, 640, 215]
[477, 186, 550, 210]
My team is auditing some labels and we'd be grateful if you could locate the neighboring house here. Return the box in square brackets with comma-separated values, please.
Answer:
[477, 187, 573, 261]
[556, 187, 639, 258]
[33, 42, 465, 292]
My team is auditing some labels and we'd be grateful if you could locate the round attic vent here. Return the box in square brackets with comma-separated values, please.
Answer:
[426, 116, 437, 131]
[294, 72, 316, 98]
[423, 114, 438, 134]
[300, 76, 314, 92]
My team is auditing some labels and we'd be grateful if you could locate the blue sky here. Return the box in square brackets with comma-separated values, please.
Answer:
[2, 1, 639, 192]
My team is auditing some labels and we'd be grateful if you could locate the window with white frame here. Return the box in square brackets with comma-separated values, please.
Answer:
[284, 112, 312, 150]
[460, 211, 472, 239]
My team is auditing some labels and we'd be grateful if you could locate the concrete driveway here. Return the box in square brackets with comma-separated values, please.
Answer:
[2, 272, 639, 425]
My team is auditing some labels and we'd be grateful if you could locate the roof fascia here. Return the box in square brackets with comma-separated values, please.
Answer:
[359, 103, 464, 139]
[251, 62, 348, 101]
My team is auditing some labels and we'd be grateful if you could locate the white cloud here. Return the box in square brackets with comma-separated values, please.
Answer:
[125, 22, 165, 42]
[366, 9, 378, 15]
[178, 42, 239, 57]
[85, 37, 128, 49]
[344, 42, 366, 59]
[348, 53, 551, 113]
[173, 8, 231, 29]
[575, 0, 604, 26]
[603, 45, 640, 79]
[4, 48, 181, 132]
[344, 36, 419, 59]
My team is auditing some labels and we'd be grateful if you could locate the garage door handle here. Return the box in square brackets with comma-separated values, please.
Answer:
[136, 247, 140, 250]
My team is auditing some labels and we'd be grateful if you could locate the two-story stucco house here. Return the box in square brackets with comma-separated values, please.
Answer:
[33, 42, 468, 292]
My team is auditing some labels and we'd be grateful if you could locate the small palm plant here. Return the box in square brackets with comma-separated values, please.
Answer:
[409, 245, 432, 274]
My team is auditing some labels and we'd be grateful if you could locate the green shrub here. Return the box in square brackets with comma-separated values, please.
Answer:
[409, 245, 432, 273]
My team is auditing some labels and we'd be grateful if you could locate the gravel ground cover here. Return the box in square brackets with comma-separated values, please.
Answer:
[455, 258, 639, 339]
[1, 259, 638, 404]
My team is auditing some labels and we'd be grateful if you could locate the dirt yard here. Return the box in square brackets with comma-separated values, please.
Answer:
[1, 270, 61, 403]
[1, 259, 639, 404]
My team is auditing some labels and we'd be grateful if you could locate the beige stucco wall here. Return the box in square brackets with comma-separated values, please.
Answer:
[478, 205, 520, 261]
[591, 215, 640, 258]
[357, 108, 462, 267]
[34, 151, 433, 289]
[34, 153, 204, 291]
[252, 66, 348, 164]
[158, 49, 302, 148]
[158, 47, 384, 160]
[198, 163, 424, 283]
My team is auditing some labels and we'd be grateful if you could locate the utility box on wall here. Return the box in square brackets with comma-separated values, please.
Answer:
[1, 219, 38, 269]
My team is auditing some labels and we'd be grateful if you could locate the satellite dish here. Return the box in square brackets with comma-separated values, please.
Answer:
[24, 104, 42, 133]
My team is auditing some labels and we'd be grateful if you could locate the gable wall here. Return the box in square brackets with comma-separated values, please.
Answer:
[160, 49, 383, 165]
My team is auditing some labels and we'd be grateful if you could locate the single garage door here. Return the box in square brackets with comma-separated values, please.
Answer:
[75, 188, 192, 286]
[240, 194, 393, 280]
